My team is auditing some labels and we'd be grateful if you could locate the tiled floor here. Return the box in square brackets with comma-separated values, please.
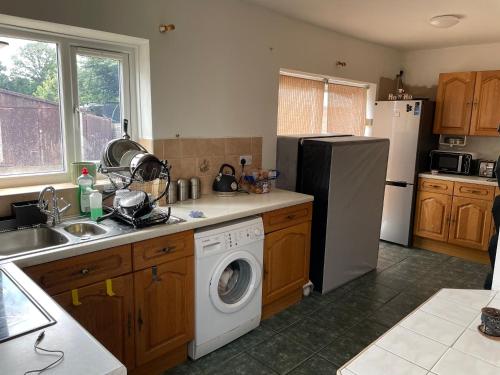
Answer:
[166, 242, 491, 375]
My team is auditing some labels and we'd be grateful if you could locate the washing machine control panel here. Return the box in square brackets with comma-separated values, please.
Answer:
[198, 223, 264, 255]
[223, 224, 264, 249]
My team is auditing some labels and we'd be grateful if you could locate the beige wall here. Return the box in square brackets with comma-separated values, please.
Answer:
[0, 0, 402, 168]
[402, 43, 500, 160]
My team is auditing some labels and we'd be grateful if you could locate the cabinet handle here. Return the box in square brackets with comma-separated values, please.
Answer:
[286, 214, 296, 220]
[137, 308, 143, 332]
[80, 268, 90, 275]
[429, 184, 442, 189]
[159, 246, 176, 254]
[463, 188, 483, 195]
[128, 312, 132, 337]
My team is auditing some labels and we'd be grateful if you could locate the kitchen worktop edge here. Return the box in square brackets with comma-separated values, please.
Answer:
[8, 189, 314, 268]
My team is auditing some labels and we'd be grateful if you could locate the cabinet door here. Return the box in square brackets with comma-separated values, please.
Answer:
[449, 196, 493, 250]
[433, 72, 476, 135]
[263, 222, 311, 305]
[413, 191, 452, 242]
[470, 71, 500, 136]
[52, 274, 135, 369]
[134, 256, 194, 366]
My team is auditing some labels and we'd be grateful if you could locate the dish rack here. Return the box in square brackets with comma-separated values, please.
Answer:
[98, 159, 173, 228]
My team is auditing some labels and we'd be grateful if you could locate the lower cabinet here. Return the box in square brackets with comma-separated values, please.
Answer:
[25, 230, 195, 374]
[448, 196, 493, 250]
[414, 178, 496, 262]
[263, 221, 311, 305]
[414, 191, 452, 242]
[133, 256, 194, 366]
[52, 274, 135, 369]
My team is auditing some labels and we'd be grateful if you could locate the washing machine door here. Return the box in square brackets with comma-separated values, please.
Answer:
[209, 250, 262, 314]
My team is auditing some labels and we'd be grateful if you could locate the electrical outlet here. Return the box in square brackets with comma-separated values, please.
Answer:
[239, 155, 252, 166]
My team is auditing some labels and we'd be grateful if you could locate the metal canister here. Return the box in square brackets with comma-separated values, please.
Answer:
[190, 177, 201, 199]
[177, 178, 189, 201]
[167, 179, 178, 204]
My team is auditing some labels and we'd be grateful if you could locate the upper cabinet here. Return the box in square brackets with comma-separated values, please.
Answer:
[434, 70, 500, 137]
[470, 71, 500, 136]
[434, 72, 476, 135]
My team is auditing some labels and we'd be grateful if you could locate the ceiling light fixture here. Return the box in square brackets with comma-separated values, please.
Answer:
[0, 41, 9, 48]
[429, 15, 461, 28]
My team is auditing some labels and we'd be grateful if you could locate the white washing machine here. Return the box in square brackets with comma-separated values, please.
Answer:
[188, 216, 264, 360]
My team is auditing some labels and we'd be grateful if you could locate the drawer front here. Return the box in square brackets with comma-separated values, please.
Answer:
[262, 202, 313, 234]
[453, 182, 495, 201]
[418, 178, 454, 195]
[24, 245, 132, 295]
[132, 230, 194, 271]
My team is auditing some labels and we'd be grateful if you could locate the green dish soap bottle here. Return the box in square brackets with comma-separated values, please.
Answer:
[77, 168, 94, 215]
[90, 190, 103, 221]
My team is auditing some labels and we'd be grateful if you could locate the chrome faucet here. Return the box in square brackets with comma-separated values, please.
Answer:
[38, 186, 71, 226]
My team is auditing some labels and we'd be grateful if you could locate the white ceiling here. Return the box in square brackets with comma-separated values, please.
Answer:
[245, 0, 500, 50]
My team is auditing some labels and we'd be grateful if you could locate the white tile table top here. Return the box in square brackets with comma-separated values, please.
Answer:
[401, 310, 465, 346]
[337, 289, 500, 375]
[376, 326, 448, 370]
[347, 346, 427, 375]
[432, 348, 500, 375]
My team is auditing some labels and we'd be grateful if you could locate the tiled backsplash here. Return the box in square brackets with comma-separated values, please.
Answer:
[0, 137, 263, 218]
[148, 137, 263, 195]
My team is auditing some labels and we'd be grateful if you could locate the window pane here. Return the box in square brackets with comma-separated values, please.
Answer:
[277, 75, 324, 135]
[0, 36, 64, 176]
[76, 53, 123, 161]
[327, 84, 367, 136]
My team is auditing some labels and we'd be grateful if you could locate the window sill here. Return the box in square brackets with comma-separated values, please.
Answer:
[0, 180, 109, 198]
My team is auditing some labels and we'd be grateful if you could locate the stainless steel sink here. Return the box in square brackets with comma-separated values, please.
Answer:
[63, 222, 107, 238]
[0, 214, 185, 260]
[0, 227, 69, 257]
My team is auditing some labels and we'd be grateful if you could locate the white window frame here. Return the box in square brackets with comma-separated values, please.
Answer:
[0, 14, 151, 189]
[70, 46, 132, 162]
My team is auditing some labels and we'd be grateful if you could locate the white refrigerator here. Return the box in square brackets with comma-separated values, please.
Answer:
[372, 100, 437, 247]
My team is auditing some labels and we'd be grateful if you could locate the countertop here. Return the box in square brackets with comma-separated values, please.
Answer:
[8, 189, 313, 268]
[337, 288, 500, 375]
[419, 172, 498, 187]
[0, 262, 126, 375]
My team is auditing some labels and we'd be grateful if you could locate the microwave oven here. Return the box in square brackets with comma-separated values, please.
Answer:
[429, 150, 478, 175]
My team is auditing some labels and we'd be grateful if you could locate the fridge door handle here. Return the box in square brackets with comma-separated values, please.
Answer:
[385, 181, 409, 188]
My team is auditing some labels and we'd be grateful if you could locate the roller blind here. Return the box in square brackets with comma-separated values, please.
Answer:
[327, 83, 367, 136]
[277, 75, 325, 135]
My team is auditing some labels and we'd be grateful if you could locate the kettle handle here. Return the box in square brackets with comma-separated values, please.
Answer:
[218, 164, 236, 176]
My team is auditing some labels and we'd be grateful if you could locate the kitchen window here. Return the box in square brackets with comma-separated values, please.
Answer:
[0, 19, 147, 188]
[277, 72, 369, 136]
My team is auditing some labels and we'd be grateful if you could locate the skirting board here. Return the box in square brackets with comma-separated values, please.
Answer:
[413, 236, 489, 265]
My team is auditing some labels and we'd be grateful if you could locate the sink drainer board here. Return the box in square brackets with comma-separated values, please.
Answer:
[0, 268, 56, 343]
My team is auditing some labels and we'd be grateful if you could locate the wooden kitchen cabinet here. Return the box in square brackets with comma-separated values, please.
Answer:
[433, 72, 476, 135]
[23, 229, 195, 374]
[263, 221, 311, 306]
[52, 274, 135, 369]
[24, 244, 132, 295]
[414, 191, 452, 242]
[133, 256, 194, 366]
[470, 70, 500, 136]
[261, 202, 312, 319]
[448, 196, 493, 251]
[414, 178, 496, 263]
